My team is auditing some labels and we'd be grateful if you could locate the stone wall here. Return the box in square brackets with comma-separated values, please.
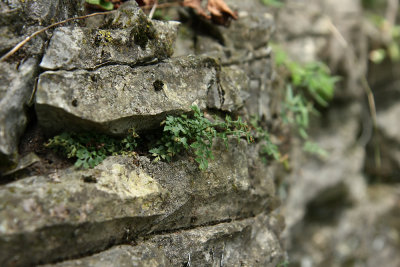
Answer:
[0, 1, 286, 266]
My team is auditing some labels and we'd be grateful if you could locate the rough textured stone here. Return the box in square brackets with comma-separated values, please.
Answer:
[365, 103, 400, 181]
[0, 138, 277, 266]
[45, 213, 285, 267]
[0, 25, 45, 56]
[0, 1, 286, 266]
[142, 213, 285, 267]
[288, 184, 400, 267]
[377, 103, 400, 143]
[208, 66, 249, 112]
[0, 158, 166, 267]
[41, 244, 169, 267]
[40, 21, 180, 70]
[0, 58, 39, 170]
[0, 0, 84, 27]
[274, 0, 367, 99]
[283, 103, 366, 237]
[35, 56, 218, 135]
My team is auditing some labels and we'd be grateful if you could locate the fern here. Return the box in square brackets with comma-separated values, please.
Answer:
[46, 130, 138, 169]
[150, 105, 253, 170]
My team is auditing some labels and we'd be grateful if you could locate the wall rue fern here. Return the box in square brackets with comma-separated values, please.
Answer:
[46, 130, 138, 169]
[150, 105, 254, 170]
[273, 46, 339, 156]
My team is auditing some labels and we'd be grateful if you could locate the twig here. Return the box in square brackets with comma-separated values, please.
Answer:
[148, 0, 158, 19]
[361, 76, 381, 169]
[140, 1, 182, 10]
[0, 11, 114, 62]
[326, 17, 348, 48]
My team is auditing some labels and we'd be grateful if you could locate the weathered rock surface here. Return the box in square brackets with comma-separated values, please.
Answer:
[42, 244, 169, 267]
[40, 21, 179, 70]
[0, 0, 84, 27]
[208, 66, 249, 112]
[365, 103, 400, 182]
[36, 56, 218, 135]
[0, 139, 277, 266]
[288, 184, 400, 267]
[282, 103, 366, 236]
[44, 213, 285, 267]
[0, 58, 39, 169]
[274, 0, 367, 99]
[1, 1, 286, 266]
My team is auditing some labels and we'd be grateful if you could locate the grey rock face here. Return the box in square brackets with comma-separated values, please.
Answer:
[0, 0, 84, 27]
[44, 213, 285, 267]
[0, 58, 39, 169]
[40, 21, 180, 70]
[208, 66, 249, 112]
[0, 138, 277, 266]
[36, 56, 218, 135]
[189, 1, 277, 120]
[41, 244, 170, 267]
[275, 0, 367, 99]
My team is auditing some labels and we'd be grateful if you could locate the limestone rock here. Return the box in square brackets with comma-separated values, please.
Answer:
[288, 185, 400, 267]
[44, 214, 285, 267]
[208, 66, 249, 112]
[0, 58, 39, 170]
[0, 138, 277, 266]
[40, 21, 180, 70]
[283, 104, 366, 234]
[0, 158, 167, 267]
[41, 244, 169, 267]
[35, 56, 218, 135]
[377, 103, 400, 144]
[366, 103, 400, 182]
[0, 0, 84, 27]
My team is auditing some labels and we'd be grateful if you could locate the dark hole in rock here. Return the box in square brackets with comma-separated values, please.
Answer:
[71, 99, 78, 107]
[304, 182, 353, 225]
[153, 80, 164, 91]
[82, 175, 97, 183]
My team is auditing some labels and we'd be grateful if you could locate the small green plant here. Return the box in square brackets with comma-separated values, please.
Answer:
[367, 14, 400, 63]
[261, 0, 284, 7]
[250, 116, 281, 163]
[277, 260, 290, 267]
[274, 46, 338, 156]
[274, 47, 338, 107]
[46, 129, 138, 169]
[85, 0, 114, 10]
[150, 105, 254, 170]
[281, 85, 314, 139]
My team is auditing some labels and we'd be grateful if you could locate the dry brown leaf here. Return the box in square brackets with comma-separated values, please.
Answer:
[182, 0, 210, 19]
[207, 0, 237, 25]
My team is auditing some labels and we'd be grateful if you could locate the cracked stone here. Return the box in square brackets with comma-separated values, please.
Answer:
[35, 56, 218, 135]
